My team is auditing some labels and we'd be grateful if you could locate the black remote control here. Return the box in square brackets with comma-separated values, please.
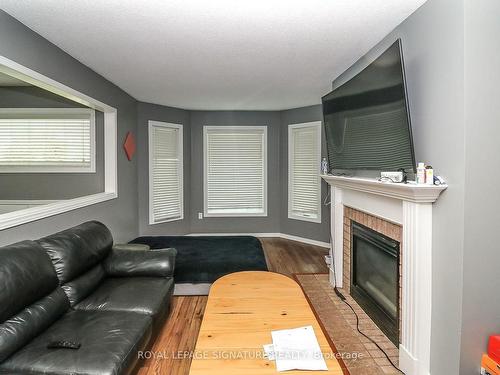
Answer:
[47, 340, 81, 350]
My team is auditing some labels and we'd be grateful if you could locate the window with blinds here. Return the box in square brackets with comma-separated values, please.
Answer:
[204, 126, 267, 217]
[0, 108, 95, 173]
[148, 121, 183, 224]
[288, 122, 322, 223]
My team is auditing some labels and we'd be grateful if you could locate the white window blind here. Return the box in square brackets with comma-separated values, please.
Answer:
[149, 121, 183, 224]
[288, 122, 322, 223]
[0, 108, 95, 173]
[204, 126, 267, 217]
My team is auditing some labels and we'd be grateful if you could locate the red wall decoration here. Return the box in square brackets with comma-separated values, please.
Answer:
[123, 132, 136, 161]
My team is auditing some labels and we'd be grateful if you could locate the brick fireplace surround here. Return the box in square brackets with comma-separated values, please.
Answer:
[342, 206, 403, 341]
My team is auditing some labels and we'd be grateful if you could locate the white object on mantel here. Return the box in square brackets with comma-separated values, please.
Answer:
[321, 174, 447, 375]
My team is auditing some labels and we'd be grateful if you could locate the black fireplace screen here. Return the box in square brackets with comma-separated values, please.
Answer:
[351, 221, 400, 345]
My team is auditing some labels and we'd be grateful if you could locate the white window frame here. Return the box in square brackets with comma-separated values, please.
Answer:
[288, 121, 322, 223]
[0, 107, 96, 173]
[0, 55, 117, 231]
[203, 125, 268, 218]
[148, 121, 184, 224]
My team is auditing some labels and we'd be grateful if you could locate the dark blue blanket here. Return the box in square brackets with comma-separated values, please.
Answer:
[130, 236, 268, 283]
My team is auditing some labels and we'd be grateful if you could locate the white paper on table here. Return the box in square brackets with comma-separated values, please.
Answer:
[271, 325, 328, 372]
[263, 343, 276, 361]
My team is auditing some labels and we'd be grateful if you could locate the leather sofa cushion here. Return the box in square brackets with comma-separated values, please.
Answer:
[37, 221, 113, 284]
[62, 264, 107, 306]
[0, 310, 152, 375]
[0, 241, 59, 323]
[76, 277, 174, 321]
[0, 288, 69, 363]
[104, 248, 176, 278]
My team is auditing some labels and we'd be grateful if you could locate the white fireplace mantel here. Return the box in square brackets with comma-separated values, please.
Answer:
[321, 175, 447, 203]
[322, 174, 447, 375]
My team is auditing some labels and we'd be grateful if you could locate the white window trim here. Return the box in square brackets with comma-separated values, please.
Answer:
[0, 107, 96, 173]
[148, 121, 184, 225]
[288, 121, 322, 224]
[203, 125, 268, 218]
[0, 55, 117, 231]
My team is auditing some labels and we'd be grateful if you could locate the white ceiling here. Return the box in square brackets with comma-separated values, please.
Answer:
[0, 0, 427, 110]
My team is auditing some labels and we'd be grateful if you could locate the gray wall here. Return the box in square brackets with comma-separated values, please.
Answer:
[280, 105, 330, 243]
[137, 102, 191, 235]
[460, 0, 500, 373]
[0, 10, 138, 244]
[137, 105, 331, 241]
[189, 111, 282, 234]
[331, 0, 466, 373]
[0, 86, 104, 200]
[0, 86, 86, 107]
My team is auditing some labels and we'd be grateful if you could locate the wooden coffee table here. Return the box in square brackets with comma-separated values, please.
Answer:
[189, 271, 346, 374]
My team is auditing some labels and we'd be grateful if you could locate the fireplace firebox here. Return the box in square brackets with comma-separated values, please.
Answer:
[351, 221, 400, 345]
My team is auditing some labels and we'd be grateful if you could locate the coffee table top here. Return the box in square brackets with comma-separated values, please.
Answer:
[189, 271, 346, 375]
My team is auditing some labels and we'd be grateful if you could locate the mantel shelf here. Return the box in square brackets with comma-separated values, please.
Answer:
[321, 174, 447, 203]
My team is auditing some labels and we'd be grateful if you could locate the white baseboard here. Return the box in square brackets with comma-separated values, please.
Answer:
[187, 232, 281, 237]
[399, 344, 420, 375]
[186, 232, 330, 249]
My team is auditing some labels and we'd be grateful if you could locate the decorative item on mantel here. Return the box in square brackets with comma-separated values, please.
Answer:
[123, 131, 136, 161]
[379, 162, 445, 186]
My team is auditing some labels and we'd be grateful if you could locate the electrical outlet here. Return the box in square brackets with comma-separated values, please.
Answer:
[198, 212, 203, 220]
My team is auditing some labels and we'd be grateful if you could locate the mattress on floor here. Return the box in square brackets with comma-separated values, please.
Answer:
[130, 236, 268, 294]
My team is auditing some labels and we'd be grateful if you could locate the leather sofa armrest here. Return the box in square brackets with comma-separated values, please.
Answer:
[104, 248, 176, 278]
[112, 243, 150, 251]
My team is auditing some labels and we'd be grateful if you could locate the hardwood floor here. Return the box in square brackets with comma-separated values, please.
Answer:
[137, 296, 207, 375]
[260, 237, 329, 276]
[137, 238, 329, 375]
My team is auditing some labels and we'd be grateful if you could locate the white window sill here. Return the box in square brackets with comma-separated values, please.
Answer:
[149, 215, 184, 225]
[288, 213, 322, 224]
[204, 211, 268, 218]
[0, 167, 96, 173]
[0, 192, 117, 231]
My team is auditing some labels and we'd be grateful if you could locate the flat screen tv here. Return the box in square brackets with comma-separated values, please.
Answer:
[322, 40, 416, 173]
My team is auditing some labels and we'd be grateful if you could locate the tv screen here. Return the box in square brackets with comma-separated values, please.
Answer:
[322, 40, 415, 173]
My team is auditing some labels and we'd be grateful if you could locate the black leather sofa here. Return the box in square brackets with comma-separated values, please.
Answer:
[0, 221, 176, 375]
